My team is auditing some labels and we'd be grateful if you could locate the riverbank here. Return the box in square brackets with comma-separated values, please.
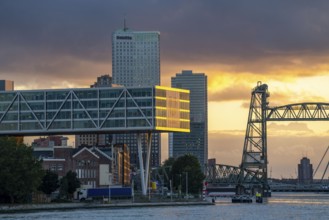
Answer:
[0, 200, 214, 213]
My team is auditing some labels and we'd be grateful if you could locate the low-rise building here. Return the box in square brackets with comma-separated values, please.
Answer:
[33, 144, 130, 188]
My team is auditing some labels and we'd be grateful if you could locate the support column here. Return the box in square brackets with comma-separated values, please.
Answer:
[137, 132, 153, 196]
[137, 133, 146, 195]
[144, 132, 152, 195]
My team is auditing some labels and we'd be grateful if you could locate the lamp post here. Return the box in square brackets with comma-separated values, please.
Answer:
[108, 183, 111, 203]
[179, 174, 182, 197]
[185, 172, 188, 199]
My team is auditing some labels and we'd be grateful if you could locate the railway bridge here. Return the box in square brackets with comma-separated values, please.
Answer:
[206, 82, 329, 196]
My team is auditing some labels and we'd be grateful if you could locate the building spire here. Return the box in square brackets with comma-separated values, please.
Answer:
[123, 17, 128, 31]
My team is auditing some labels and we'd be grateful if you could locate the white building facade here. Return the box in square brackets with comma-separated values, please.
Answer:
[112, 29, 160, 87]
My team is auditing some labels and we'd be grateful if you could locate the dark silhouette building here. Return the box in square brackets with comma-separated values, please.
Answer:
[170, 70, 208, 169]
[298, 157, 313, 184]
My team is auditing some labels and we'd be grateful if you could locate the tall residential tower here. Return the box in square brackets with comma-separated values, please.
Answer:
[112, 27, 161, 167]
[170, 70, 208, 168]
[298, 157, 313, 184]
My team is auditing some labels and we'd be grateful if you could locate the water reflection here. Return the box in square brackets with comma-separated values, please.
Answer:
[1, 193, 328, 220]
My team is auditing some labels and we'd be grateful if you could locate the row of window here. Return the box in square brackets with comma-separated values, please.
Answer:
[76, 159, 97, 167]
[155, 100, 190, 110]
[76, 169, 97, 179]
[156, 109, 189, 119]
[155, 89, 190, 100]
[156, 118, 190, 130]
[0, 100, 155, 111]
[0, 109, 154, 121]
[0, 89, 156, 102]
[48, 164, 63, 172]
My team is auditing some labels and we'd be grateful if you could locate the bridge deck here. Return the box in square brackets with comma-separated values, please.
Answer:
[0, 86, 190, 136]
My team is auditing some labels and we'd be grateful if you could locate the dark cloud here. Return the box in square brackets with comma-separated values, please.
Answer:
[214, 82, 328, 105]
[1, 0, 329, 87]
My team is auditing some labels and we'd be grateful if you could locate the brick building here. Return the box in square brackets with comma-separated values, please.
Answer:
[34, 145, 130, 188]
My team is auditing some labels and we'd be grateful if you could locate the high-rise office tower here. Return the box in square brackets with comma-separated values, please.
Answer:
[170, 70, 208, 169]
[112, 27, 160, 87]
[112, 26, 161, 167]
[0, 80, 14, 91]
[298, 157, 313, 184]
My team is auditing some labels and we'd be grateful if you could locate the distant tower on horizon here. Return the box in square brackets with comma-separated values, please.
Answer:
[90, 74, 113, 88]
[298, 157, 313, 184]
[111, 25, 161, 167]
[170, 70, 208, 169]
[0, 80, 14, 91]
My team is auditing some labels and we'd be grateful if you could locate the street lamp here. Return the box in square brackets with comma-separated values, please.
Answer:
[184, 172, 188, 199]
[179, 174, 182, 196]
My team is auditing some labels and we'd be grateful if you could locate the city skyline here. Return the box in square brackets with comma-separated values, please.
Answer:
[1, 1, 329, 179]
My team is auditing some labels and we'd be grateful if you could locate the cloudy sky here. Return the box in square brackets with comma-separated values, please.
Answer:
[1, 0, 329, 179]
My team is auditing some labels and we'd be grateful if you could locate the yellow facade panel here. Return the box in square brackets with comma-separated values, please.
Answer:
[155, 86, 190, 133]
[155, 85, 190, 93]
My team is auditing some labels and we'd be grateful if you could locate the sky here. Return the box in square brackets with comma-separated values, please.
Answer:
[1, 0, 329, 179]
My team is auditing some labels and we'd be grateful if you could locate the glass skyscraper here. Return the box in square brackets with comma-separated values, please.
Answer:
[112, 27, 161, 168]
[112, 28, 160, 87]
[170, 70, 208, 169]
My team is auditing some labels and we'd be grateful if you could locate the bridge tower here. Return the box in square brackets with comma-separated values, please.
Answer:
[240, 82, 270, 194]
[205, 82, 329, 194]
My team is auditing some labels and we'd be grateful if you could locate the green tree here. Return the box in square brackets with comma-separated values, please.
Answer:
[0, 137, 44, 203]
[159, 157, 176, 189]
[38, 170, 59, 195]
[59, 171, 80, 199]
[162, 157, 176, 167]
[151, 157, 175, 188]
[171, 154, 205, 194]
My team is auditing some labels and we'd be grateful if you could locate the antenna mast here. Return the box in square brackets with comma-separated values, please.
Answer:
[124, 17, 128, 31]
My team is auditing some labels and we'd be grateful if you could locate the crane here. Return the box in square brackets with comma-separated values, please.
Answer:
[313, 146, 329, 178]
[320, 162, 329, 183]
[313, 146, 329, 177]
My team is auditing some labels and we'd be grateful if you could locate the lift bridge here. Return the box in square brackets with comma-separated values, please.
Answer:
[205, 82, 329, 195]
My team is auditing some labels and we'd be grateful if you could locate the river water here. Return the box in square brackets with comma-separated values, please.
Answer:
[1, 193, 328, 220]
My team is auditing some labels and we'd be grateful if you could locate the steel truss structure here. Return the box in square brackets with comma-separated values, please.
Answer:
[0, 86, 190, 196]
[207, 82, 329, 193]
[0, 86, 189, 135]
[205, 164, 264, 186]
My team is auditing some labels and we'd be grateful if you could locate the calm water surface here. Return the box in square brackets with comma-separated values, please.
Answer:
[1, 193, 328, 220]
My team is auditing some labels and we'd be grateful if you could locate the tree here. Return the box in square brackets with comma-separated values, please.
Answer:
[162, 157, 176, 167]
[171, 154, 205, 194]
[159, 157, 176, 189]
[0, 137, 44, 203]
[38, 170, 59, 195]
[59, 171, 80, 199]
